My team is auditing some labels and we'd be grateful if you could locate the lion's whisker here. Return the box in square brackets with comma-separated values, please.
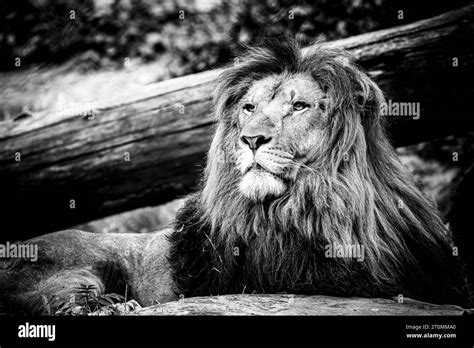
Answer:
[288, 160, 319, 175]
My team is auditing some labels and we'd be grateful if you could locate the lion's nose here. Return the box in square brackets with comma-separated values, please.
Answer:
[240, 135, 272, 151]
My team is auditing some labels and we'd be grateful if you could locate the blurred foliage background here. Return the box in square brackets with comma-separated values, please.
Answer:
[0, 0, 470, 120]
[0, 0, 470, 75]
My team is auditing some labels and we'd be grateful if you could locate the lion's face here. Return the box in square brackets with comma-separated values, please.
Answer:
[236, 73, 328, 201]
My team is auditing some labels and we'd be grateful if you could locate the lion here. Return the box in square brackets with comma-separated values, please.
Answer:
[1, 38, 472, 314]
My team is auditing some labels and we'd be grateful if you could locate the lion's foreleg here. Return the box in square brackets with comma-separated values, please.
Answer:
[0, 229, 176, 314]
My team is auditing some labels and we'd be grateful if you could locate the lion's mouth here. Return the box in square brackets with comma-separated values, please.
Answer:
[246, 162, 264, 172]
[243, 163, 290, 187]
[245, 162, 277, 176]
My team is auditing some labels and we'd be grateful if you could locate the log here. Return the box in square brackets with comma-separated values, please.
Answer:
[0, 5, 473, 239]
[136, 294, 468, 316]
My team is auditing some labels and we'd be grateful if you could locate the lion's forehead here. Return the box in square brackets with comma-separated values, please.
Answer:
[246, 73, 323, 105]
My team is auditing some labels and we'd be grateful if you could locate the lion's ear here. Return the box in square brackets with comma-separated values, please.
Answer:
[353, 70, 386, 132]
[312, 52, 388, 168]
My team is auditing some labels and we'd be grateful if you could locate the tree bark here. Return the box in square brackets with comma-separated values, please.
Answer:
[0, 5, 473, 238]
[136, 294, 468, 316]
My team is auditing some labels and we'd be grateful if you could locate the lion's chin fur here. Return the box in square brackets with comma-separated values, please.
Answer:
[239, 170, 287, 201]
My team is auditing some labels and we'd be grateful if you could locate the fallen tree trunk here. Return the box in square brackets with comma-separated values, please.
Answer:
[0, 5, 473, 239]
[136, 294, 468, 316]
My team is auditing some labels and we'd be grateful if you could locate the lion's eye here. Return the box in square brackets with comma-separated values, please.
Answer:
[242, 103, 256, 115]
[293, 101, 309, 112]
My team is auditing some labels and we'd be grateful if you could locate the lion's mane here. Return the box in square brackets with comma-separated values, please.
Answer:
[168, 38, 470, 305]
